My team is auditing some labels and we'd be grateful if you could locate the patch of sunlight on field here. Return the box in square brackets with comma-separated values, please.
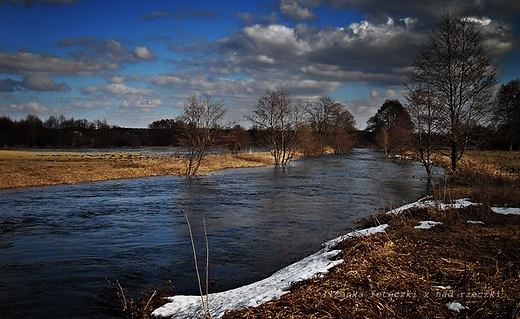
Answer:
[464, 150, 520, 171]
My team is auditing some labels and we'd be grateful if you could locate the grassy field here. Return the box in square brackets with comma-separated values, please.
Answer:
[463, 150, 520, 174]
[0, 150, 275, 189]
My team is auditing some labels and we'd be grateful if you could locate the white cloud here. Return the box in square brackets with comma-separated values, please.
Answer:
[120, 97, 163, 111]
[255, 54, 277, 65]
[149, 75, 186, 85]
[8, 101, 49, 113]
[346, 18, 419, 49]
[82, 84, 153, 95]
[218, 20, 425, 87]
[243, 24, 311, 56]
[23, 74, 70, 92]
[280, 0, 318, 21]
[110, 76, 126, 84]
[300, 65, 405, 84]
[72, 101, 107, 109]
[307, 0, 518, 22]
[0, 52, 109, 75]
[59, 37, 155, 64]
[133, 46, 153, 60]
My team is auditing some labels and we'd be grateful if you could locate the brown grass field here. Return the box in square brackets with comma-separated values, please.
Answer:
[0, 150, 275, 189]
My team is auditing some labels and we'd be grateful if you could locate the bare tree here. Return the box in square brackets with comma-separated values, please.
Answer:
[375, 126, 391, 157]
[308, 95, 356, 154]
[493, 79, 520, 151]
[408, 12, 497, 171]
[179, 93, 226, 177]
[297, 123, 323, 156]
[249, 87, 305, 166]
[405, 87, 443, 188]
[366, 99, 413, 156]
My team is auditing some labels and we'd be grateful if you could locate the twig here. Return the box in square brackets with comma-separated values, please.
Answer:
[203, 213, 210, 317]
[181, 209, 211, 318]
[144, 290, 157, 312]
[105, 277, 130, 311]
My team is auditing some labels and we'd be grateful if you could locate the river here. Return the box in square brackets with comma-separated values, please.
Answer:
[0, 149, 438, 318]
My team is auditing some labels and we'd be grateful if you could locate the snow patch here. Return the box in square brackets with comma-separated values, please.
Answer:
[434, 285, 452, 290]
[446, 301, 467, 312]
[153, 225, 388, 319]
[491, 207, 520, 215]
[467, 220, 485, 224]
[414, 221, 443, 229]
[386, 197, 477, 215]
[324, 224, 389, 249]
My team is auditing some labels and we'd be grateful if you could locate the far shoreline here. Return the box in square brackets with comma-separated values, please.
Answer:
[0, 149, 276, 190]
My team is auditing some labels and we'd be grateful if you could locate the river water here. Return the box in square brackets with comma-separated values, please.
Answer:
[0, 149, 437, 318]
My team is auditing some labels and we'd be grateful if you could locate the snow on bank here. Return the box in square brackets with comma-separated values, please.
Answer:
[415, 221, 443, 229]
[152, 224, 388, 319]
[388, 197, 520, 217]
[491, 207, 520, 215]
[446, 301, 467, 312]
[153, 198, 519, 319]
[467, 220, 485, 224]
[386, 197, 476, 215]
[323, 224, 389, 249]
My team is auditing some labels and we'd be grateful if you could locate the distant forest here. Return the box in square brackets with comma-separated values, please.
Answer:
[0, 113, 515, 151]
[0, 115, 265, 149]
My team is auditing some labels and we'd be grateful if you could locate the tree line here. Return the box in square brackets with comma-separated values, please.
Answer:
[0, 91, 358, 156]
[174, 90, 357, 176]
[0, 114, 258, 150]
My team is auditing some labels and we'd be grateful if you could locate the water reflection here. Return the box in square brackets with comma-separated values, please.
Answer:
[0, 149, 439, 318]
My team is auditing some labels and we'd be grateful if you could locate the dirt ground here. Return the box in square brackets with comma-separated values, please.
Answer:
[0, 150, 274, 189]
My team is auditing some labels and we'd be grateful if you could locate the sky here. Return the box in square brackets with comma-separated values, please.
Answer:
[0, 0, 519, 129]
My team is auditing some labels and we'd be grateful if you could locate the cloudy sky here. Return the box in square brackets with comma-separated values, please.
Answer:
[0, 0, 519, 128]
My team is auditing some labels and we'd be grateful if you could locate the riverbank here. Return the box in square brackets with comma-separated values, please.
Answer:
[219, 152, 520, 319]
[147, 151, 520, 319]
[0, 150, 275, 189]
[220, 199, 520, 319]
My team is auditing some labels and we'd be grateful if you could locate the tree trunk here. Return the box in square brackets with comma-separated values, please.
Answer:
[451, 143, 457, 171]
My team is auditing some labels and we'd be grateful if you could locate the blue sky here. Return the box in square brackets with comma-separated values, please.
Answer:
[1, 0, 519, 128]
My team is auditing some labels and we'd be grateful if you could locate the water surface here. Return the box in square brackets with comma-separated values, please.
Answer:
[0, 149, 437, 318]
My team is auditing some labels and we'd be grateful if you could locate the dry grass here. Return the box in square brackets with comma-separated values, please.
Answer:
[197, 152, 275, 174]
[433, 152, 520, 207]
[223, 205, 520, 319]
[464, 150, 520, 175]
[106, 278, 174, 319]
[0, 150, 275, 189]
